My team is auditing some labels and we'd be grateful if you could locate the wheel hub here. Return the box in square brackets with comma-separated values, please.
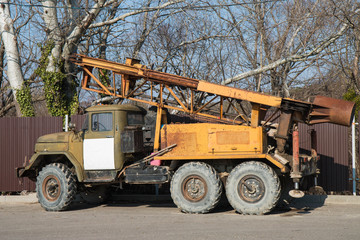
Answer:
[42, 175, 61, 202]
[182, 175, 207, 202]
[238, 175, 265, 203]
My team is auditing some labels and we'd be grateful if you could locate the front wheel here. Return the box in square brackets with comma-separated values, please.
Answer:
[170, 162, 222, 213]
[36, 163, 77, 211]
[226, 161, 280, 215]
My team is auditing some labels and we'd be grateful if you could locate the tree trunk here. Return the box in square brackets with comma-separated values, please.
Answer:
[42, 0, 62, 72]
[0, 0, 25, 116]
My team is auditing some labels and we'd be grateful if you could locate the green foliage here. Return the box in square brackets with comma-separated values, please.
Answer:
[343, 88, 360, 120]
[99, 69, 110, 86]
[35, 41, 78, 117]
[69, 93, 79, 115]
[15, 83, 35, 117]
[99, 69, 110, 98]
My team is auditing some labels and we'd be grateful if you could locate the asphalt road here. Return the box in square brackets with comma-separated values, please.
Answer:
[1, 201, 360, 240]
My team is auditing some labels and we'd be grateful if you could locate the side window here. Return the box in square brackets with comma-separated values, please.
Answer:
[91, 113, 113, 131]
[127, 112, 144, 126]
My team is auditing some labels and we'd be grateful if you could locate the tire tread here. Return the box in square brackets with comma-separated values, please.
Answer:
[226, 161, 280, 215]
[36, 163, 77, 211]
[171, 162, 222, 214]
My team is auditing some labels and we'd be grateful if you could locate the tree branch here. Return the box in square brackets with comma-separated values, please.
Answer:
[88, 0, 184, 29]
[222, 8, 360, 85]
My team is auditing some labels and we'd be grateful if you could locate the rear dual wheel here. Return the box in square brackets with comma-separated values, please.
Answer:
[226, 161, 281, 215]
[170, 162, 222, 214]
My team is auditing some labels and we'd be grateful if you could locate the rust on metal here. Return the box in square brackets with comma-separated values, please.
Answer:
[215, 131, 250, 145]
[250, 104, 261, 128]
[182, 175, 208, 202]
[197, 81, 283, 108]
[291, 127, 301, 179]
[275, 111, 292, 153]
[42, 175, 61, 202]
[238, 174, 265, 203]
[71, 54, 356, 130]
[310, 96, 355, 127]
[71, 54, 247, 127]
[68, 53, 356, 186]
[147, 71, 199, 89]
[160, 123, 264, 157]
[156, 122, 292, 172]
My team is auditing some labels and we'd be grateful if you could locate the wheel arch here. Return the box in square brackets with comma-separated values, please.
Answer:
[163, 154, 288, 175]
[19, 152, 84, 182]
[167, 157, 286, 175]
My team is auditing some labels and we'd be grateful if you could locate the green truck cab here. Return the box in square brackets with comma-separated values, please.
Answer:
[17, 104, 157, 211]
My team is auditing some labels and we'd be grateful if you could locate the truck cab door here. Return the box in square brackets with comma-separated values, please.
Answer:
[83, 112, 115, 170]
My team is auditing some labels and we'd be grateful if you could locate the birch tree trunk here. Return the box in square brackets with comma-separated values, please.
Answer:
[41, 0, 62, 72]
[0, 0, 25, 116]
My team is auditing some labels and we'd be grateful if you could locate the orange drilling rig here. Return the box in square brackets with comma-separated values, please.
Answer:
[18, 54, 355, 214]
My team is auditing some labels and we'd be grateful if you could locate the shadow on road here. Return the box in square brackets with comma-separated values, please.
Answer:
[272, 195, 328, 216]
[67, 194, 328, 216]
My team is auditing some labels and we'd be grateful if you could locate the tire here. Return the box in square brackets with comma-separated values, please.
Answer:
[170, 162, 222, 214]
[36, 163, 77, 211]
[225, 161, 280, 215]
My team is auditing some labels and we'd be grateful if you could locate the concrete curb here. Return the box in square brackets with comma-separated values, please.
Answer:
[0, 193, 359, 205]
[310, 195, 360, 205]
[288, 195, 360, 209]
[0, 193, 38, 204]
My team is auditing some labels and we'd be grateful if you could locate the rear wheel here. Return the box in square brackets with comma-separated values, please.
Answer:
[226, 161, 280, 215]
[170, 162, 222, 213]
[36, 163, 77, 211]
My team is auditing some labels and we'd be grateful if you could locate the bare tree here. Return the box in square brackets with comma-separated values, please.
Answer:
[329, 1, 360, 95]
[221, 1, 359, 98]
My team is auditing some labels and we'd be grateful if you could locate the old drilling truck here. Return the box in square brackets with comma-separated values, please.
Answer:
[17, 54, 355, 214]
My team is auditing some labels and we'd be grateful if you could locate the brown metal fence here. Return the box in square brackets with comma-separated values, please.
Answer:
[0, 116, 63, 192]
[299, 123, 350, 192]
[0, 114, 354, 193]
[70, 114, 87, 131]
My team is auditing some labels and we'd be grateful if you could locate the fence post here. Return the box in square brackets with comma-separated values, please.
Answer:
[352, 117, 356, 195]
[358, 111, 360, 195]
[65, 115, 69, 132]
